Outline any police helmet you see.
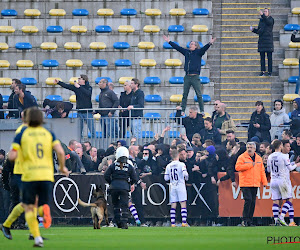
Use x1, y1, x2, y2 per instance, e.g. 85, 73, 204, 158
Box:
115, 146, 129, 163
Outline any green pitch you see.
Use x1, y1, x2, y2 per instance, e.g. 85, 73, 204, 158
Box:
0, 226, 299, 249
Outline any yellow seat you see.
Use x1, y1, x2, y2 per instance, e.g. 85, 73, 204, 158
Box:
46, 77, 62, 85
70, 26, 87, 33
165, 59, 182, 66
138, 42, 155, 49
119, 77, 134, 84
97, 9, 114, 16
170, 95, 183, 103
16, 60, 34, 67
40, 42, 57, 50
203, 112, 211, 118
118, 25, 135, 33
289, 42, 300, 48
0, 60, 10, 68
283, 58, 299, 66
49, 9, 66, 16
69, 77, 78, 84
143, 25, 160, 33
292, 8, 300, 15
21, 26, 39, 33
69, 95, 76, 103
145, 9, 161, 16
0, 26, 15, 33
139, 59, 156, 67
169, 8, 186, 16
0, 43, 9, 50
66, 59, 83, 67
64, 42, 81, 50
283, 94, 300, 102
89, 42, 106, 50
0, 78, 12, 85
192, 25, 209, 32
24, 9, 41, 17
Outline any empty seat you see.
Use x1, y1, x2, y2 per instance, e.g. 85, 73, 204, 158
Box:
169, 131, 180, 138
66, 59, 83, 67
15, 42, 32, 50
91, 59, 108, 67
289, 42, 300, 48
69, 112, 77, 118
118, 25, 135, 33
168, 25, 184, 32
142, 131, 154, 138
170, 94, 182, 103
138, 42, 155, 49
292, 8, 300, 15
21, 78, 37, 85
145, 9, 161, 16
46, 77, 62, 85
144, 76, 161, 84
119, 77, 133, 84
2, 95, 9, 103
64, 42, 81, 50
70, 26, 87, 33
21, 26, 39, 33
90, 42, 106, 50
143, 25, 160, 33
95, 25, 112, 33
169, 8, 186, 16
284, 24, 300, 31
1, 9, 17, 16
97, 9, 114, 16
95, 77, 113, 84
49, 9, 66, 16
283, 58, 299, 66
17, 60, 34, 67
169, 76, 184, 84
193, 8, 209, 15
0, 60, 10, 67
0, 26, 15, 33
165, 59, 182, 66
69, 95, 76, 103
0, 78, 12, 85
145, 95, 162, 102
95, 95, 100, 102
113, 42, 130, 49
0, 43, 9, 50
72, 9, 89, 16
88, 131, 102, 138
283, 94, 300, 102
194, 94, 211, 102
200, 76, 210, 84
42, 60, 59, 67
163, 41, 179, 49
115, 59, 132, 67
120, 8, 137, 16
144, 113, 161, 120
24, 9, 41, 17
139, 59, 156, 67
187, 41, 203, 48
69, 77, 78, 84
203, 112, 211, 118
201, 59, 206, 66
192, 25, 209, 32
288, 76, 299, 83
40, 42, 57, 50
47, 25, 63, 33
46, 95, 63, 101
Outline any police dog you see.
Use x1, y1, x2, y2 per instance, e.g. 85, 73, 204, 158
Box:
78, 186, 109, 229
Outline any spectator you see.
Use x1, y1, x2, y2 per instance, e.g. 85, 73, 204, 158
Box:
191, 133, 203, 152
0, 93, 4, 119
226, 140, 239, 157
203, 139, 215, 148
290, 98, 300, 136
43, 99, 73, 118
75, 143, 93, 172
117, 140, 127, 148
89, 147, 100, 171
97, 78, 119, 138
291, 30, 300, 94
83, 141, 92, 155
211, 100, 221, 121
119, 80, 133, 137
206, 146, 219, 185
200, 117, 221, 144
282, 129, 293, 144
108, 82, 115, 92
98, 155, 115, 173
130, 137, 137, 146
128, 78, 144, 138
291, 133, 300, 162
248, 101, 271, 142
269, 99, 289, 140
13, 84, 37, 117
175, 106, 205, 142
0, 150, 10, 223
266, 144, 275, 155
258, 142, 269, 157
216, 148, 236, 187
213, 103, 236, 142
138, 148, 160, 177
6, 79, 21, 119
221, 130, 239, 148
55, 75, 95, 138
155, 144, 171, 171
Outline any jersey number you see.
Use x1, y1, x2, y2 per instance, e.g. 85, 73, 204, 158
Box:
36, 143, 44, 159
170, 168, 178, 181
271, 160, 278, 173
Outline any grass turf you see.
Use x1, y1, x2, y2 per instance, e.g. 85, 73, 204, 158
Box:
0, 226, 299, 249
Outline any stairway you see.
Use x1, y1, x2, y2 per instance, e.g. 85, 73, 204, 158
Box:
209, 0, 290, 140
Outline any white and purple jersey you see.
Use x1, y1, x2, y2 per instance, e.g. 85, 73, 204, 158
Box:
267, 152, 295, 181
164, 160, 188, 186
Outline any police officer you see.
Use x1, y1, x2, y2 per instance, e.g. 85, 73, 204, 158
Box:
104, 147, 138, 229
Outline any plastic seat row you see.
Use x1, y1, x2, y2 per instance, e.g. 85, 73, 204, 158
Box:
283, 58, 299, 66
284, 24, 300, 31
169, 94, 211, 103
1, 8, 209, 17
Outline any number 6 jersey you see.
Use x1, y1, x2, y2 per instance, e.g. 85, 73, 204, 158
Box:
164, 160, 189, 186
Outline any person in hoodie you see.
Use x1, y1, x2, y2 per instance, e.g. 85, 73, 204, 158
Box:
269, 99, 289, 140
13, 84, 37, 118
290, 98, 300, 136
55, 75, 95, 137
6, 79, 21, 119
155, 144, 171, 171
200, 117, 221, 145
137, 148, 160, 178
162, 35, 216, 114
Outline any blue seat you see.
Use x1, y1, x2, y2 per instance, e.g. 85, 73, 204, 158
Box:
168, 131, 180, 138
145, 95, 162, 102
288, 112, 292, 119
142, 131, 154, 138
47, 26, 63, 33
115, 59, 132, 67
113, 42, 130, 49
169, 76, 184, 84
95, 77, 112, 83
1, 9, 18, 16
42, 60, 59, 67
46, 114, 52, 118
95, 25, 112, 33
288, 76, 299, 83
284, 24, 300, 31
163, 41, 179, 49
72, 9, 89, 16
168, 25, 184, 32
144, 113, 161, 120
95, 95, 99, 102
193, 8, 209, 15
20, 78, 37, 85
200, 76, 210, 84
201, 59, 206, 66
15, 42, 32, 50
120, 8, 137, 16
91, 59, 108, 67
186, 41, 203, 48
170, 112, 186, 119
88, 131, 102, 138
68, 112, 77, 118
46, 95, 63, 101
2, 95, 9, 103
144, 77, 161, 84
194, 94, 211, 102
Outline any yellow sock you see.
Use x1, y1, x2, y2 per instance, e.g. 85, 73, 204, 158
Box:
3, 203, 24, 228
25, 209, 40, 238
38, 206, 44, 217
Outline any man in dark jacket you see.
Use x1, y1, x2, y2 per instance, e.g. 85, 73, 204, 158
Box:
251, 8, 274, 77
55, 75, 95, 137
119, 80, 133, 137
200, 117, 221, 144
98, 78, 119, 138
43, 99, 73, 118
7, 79, 21, 119
290, 98, 300, 136
13, 84, 37, 117
163, 35, 216, 113
138, 148, 161, 177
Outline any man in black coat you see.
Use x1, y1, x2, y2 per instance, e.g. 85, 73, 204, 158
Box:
251, 8, 274, 77
200, 117, 221, 144
13, 84, 38, 117
6, 79, 21, 119
43, 99, 73, 118
119, 80, 133, 137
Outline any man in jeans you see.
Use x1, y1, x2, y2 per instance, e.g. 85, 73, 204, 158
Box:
162, 35, 216, 114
